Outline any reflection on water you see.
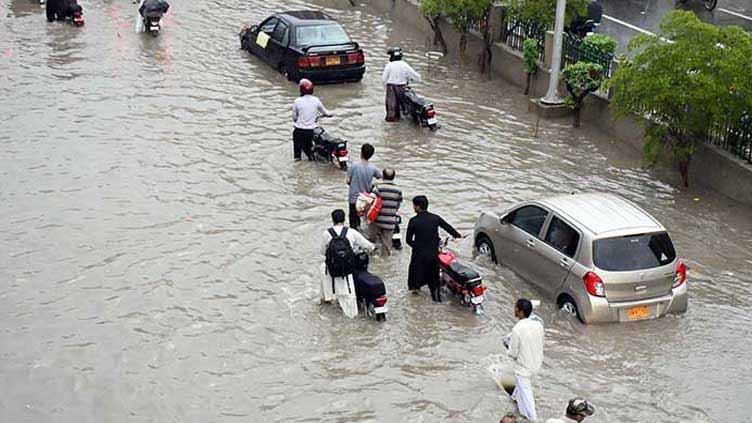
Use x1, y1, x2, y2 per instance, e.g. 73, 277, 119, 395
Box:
1, 0, 751, 422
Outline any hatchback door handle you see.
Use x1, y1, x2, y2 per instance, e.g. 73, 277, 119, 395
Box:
559, 258, 570, 268
526, 239, 535, 248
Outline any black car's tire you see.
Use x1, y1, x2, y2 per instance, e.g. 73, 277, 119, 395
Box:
280, 64, 298, 82
558, 295, 583, 322
476, 235, 497, 264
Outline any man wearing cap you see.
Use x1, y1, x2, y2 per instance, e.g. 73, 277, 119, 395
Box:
545, 398, 595, 422
506, 298, 545, 421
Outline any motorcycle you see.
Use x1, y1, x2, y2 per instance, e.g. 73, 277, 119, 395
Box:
138, 0, 169, 37
142, 12, 164, 36
70, 6, 84, 27
400, 86, 439, 131
567, 1, 602, 38
438, 238, 486, 314
677, 0, 717, 11
353, 253, 388, 321
312, 117, 349, 171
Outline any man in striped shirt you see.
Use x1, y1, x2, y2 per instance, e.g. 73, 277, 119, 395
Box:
370, 168, 402, 256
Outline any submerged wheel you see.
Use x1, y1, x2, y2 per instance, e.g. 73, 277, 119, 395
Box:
476, 236, 497, 264
558, 295, 583, 322
376, 313, 387, 322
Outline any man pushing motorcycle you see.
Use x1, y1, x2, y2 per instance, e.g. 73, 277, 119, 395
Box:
382, 47, 421, 122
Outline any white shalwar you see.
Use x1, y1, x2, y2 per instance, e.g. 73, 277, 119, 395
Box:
507, 317, 545, 421
319, 225, 374, 318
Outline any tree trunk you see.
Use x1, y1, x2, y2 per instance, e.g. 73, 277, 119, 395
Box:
459, 32, 468, 64
678, 159, 690, 188
573, 105, 582, 127
425, 16, 448, 55
524, 72, 532, 95
479, 24, 493, 76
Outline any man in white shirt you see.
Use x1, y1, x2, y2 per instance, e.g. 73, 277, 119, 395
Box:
292, 79, 331, 161
381, 47, 421, 122
319, 209, 374, 317
506, 298, 544, 421
545, 398, 595, 423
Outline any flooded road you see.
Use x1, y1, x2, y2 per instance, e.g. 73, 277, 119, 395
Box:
1, 0, 752, 421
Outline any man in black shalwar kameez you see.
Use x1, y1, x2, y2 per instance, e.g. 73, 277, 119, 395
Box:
406, 195, 462, 302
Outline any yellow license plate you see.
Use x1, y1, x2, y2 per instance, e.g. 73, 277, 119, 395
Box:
325, 56, 340, 66
627, 305, 650, 321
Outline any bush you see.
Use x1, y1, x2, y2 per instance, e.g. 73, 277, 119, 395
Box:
522, 38, 540, 95
561, 61, 605, 127
582, 33, 617, 56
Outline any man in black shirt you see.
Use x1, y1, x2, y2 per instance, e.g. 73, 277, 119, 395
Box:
406, 195, 462, 302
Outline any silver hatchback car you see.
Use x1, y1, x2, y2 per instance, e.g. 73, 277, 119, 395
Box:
474, 193, 688, 323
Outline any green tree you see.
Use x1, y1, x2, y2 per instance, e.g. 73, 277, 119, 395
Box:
522, 38, 540, 95
562, 62, 604, 128
609, 11, 752, 187
582, 33, 617, 55
421, 0, 492, 59
506, 0, 589, 28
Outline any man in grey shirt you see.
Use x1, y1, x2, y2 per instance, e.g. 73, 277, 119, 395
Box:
347, 143, 381, 230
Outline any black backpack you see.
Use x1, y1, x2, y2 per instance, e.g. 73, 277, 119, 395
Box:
325, 227, 356, 278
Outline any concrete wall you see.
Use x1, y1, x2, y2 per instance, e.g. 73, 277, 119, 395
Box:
363, 0, 752, 206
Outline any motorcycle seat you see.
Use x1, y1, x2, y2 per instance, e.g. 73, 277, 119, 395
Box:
403, 90, 427, 106
354, 271, 386, 300
446, 262, 481, 285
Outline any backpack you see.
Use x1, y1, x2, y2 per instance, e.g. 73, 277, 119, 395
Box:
325, 227, 356, 278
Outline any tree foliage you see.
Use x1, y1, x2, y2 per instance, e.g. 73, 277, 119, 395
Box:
582, 33, 617, 56
522, 38, 540, 95
421, 0, 492, 57
609, 10, 752, 186
562, 62, 604, 127
506, 0, 589, 28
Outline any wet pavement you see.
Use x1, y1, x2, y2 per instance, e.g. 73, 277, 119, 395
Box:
1, 0, 752, 422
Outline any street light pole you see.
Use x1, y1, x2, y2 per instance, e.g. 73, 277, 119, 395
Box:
541, 0, 567, 105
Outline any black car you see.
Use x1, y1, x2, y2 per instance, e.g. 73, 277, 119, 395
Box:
239, 11, 366, 83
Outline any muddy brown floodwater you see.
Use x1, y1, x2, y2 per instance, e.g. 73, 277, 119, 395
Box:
1, 0, 751, 422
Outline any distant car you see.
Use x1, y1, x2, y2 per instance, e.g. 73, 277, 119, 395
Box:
239, 10, 365, 83
473, 193, 688, 324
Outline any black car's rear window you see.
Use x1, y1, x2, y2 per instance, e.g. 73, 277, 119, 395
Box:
296, 24, 351, 46
593, 232, 676, 271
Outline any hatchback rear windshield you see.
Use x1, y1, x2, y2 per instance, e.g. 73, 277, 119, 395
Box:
593, 232, 676, 271
296, 24, 351, 46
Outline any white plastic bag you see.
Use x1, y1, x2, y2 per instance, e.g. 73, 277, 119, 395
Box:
334, 275, 358, 319
355, 192, 375, 217
488, 361, 516, 396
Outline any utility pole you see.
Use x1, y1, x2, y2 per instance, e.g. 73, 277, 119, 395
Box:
541, 0, 567, 105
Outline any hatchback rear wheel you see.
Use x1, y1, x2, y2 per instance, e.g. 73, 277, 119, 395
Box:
558, 295, 582, 322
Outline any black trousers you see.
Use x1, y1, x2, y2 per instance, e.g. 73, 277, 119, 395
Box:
408, 252, 441, 302
292, 128, 314, 160
348, 202, 361, 230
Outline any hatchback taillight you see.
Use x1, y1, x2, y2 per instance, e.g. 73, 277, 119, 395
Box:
297, 57, 310, 68
583, 272, 605, 297
374, 296, 387, 307
673, 261, 687, 288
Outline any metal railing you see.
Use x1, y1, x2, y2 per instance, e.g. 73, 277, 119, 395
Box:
561, 33, 615, 77
501, 18, 547, 61
708, 114, 752, 163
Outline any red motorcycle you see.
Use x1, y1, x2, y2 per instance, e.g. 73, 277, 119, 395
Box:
438, 238, 486, 314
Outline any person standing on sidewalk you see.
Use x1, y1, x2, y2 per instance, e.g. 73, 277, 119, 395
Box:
506, 298, 545, 421
382, 47, 421, 122
406, 195, 461, 302
347, 143, 381, 230
292, 79, 331, 161
370, 168, 402, 256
